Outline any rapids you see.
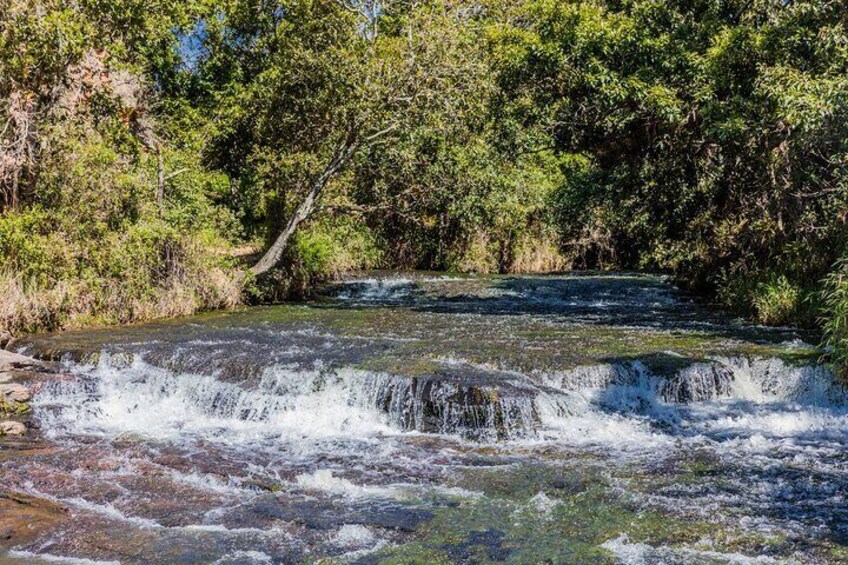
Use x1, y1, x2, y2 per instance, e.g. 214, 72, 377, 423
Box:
2, 273, 847, 563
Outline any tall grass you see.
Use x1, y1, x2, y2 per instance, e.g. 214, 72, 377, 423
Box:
822, 261, 848, 377
0, 230, 244, 339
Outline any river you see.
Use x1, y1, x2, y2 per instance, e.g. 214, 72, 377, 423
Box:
2, 272, 847, 563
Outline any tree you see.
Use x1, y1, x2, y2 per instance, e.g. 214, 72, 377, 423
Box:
491, 0, 848, 319
0, 0, 202, 211
200, 0, 490, 276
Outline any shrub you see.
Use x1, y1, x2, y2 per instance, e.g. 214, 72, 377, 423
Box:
751, 275, 804, 327
294, 218, 381, 280
0, 208, 72, 284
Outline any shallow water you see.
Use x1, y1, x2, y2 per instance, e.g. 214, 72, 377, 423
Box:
3, 273, 847, 563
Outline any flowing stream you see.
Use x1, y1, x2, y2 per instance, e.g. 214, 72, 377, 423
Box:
3, 273, 848, 563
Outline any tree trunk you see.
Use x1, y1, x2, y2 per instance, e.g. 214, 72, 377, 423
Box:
10, 173, 18, 211
156, 149, 165, 217
249, 140, 358, 276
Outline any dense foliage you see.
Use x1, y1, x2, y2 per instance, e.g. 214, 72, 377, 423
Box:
492, 0, 848, 327
0, 0, 241, 335
1, 0, 847, 366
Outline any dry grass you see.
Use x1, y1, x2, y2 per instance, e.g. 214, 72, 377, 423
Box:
448, 232, 499, 274
0, 273, 74, 335
509, 234, 567, 274
448, 231, 566, 275
0, 265, 244, 339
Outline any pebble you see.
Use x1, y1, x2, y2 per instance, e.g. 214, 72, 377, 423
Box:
0, 420, 26, 436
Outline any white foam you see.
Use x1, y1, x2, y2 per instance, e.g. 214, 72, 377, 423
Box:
331, 524, 375, 547
529, 492, 559, 515
335, 278, 415, 301
212, 550, 273, 564
295, 470, 399, 499
5, 551, 120, 565
600, 534, 778, 564
34, 357, 396, 445
182, 524, 277, 535
63, 497, 163, 529
34, 351, 848, 465
167, 470, 242, 495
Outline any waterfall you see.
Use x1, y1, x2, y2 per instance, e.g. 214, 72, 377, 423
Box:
32, 352, 845, 446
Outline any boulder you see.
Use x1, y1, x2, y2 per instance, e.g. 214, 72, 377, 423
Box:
0, 420, 26, 436
659, 362, 735, 403
0, 349, 48, 373
0, 383, 30, 403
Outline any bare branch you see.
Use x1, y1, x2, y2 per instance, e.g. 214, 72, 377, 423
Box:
164, 168, 190, 181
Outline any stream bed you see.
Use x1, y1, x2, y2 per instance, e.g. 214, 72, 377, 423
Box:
2, 272, 848, 563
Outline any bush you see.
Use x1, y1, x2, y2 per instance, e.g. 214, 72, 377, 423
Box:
751, 275, 804, 327
0, 208, 72, 284
294, 218, 381, 280
715, 270, 813, 327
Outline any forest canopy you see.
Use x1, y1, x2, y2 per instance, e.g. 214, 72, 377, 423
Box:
1, 0, 847, 365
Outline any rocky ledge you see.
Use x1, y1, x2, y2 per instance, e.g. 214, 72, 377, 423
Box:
0, 349, 72, 552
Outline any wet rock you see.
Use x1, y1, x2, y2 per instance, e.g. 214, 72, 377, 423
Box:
0, 350, 66, 404
0, 421, 26, 436
377, 364, 543, 440
0, 349, 49, 373
0, 491, 68, 545
248, 496, 434, 533
660, 362, 735, 403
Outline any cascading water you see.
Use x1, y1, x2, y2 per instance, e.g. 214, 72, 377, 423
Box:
3, 273, 848, 564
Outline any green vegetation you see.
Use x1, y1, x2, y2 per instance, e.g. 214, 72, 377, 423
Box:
1, 1, 847, 366
0, 0, 241, 333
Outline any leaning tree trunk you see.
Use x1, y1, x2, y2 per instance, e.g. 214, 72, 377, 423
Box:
249, 139, 359, 276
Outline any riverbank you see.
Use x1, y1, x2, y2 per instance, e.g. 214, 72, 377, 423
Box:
0, 254, 245, 342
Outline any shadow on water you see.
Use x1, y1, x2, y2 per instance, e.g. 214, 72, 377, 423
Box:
17, 272, 816, 363
320, 272, 813, 345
